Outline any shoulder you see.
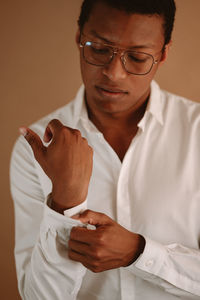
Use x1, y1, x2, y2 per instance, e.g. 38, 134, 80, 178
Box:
160, 88, 200, 126
30, 101, 75, 139
29, 85, 85, 139
10, 86, 84, 187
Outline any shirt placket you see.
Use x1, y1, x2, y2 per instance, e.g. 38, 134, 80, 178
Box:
117, 131, 143, 300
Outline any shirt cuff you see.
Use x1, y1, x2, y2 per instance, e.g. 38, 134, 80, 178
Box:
45, 194, 95, 232
64, 200, 87, 218
128, 236, 166, 275
46, 193, 88, 219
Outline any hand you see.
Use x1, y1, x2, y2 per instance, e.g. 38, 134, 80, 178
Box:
68, 210, 145, 272
20, 119, 93, 211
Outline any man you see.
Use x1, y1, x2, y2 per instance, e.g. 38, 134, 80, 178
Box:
10, 0, 200, 299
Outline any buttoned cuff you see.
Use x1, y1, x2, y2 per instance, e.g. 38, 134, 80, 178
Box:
127, 237, 166, 276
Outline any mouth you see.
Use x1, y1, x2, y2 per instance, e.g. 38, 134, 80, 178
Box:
95, 85, 128, 98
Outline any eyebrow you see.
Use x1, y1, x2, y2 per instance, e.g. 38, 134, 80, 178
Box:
89, 30, 154, 50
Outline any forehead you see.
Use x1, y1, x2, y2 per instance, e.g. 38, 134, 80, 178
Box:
83, 1, 165, 49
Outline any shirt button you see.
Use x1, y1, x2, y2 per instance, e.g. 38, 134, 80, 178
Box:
145, 259, 154, 267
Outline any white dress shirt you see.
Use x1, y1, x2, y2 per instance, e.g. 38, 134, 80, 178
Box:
10, 81, 200, 300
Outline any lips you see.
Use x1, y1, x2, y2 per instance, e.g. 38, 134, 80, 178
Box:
95, 85, 128, 97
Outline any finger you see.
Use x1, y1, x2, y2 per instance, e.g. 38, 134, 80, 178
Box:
68, 239, 92, 255
68, 248, 90, 266
70, 226, 96, 243
45, 119, 64, 140
68, 248, 98, 271
43, 125, 53, 143
68, 249, 109, 273
72, 209, 110, 226
19, 127, 46, 164
68, 249, 84, 262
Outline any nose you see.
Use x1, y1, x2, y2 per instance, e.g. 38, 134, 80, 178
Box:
102, 54, 128, 81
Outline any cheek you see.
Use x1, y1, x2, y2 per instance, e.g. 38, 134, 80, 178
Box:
136, 66, 158, 88
126, 73, 155, 102
80, 59, 100, 86
128, 75, 152, 92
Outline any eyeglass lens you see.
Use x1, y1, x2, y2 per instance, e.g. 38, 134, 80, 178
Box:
83, 41, 154, 75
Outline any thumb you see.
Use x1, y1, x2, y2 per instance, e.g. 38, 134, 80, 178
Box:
72, 209, 111, 227
19, 127, 46, 165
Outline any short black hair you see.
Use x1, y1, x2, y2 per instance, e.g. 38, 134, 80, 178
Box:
78, 0, 176, 46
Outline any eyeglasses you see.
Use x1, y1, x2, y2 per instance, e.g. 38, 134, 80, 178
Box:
80, 37, 161, 76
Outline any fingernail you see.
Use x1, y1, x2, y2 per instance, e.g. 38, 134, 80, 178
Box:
19, 127, 28, 137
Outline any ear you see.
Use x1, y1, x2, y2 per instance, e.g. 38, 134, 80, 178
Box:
75, 29, 81, 49
158, 40, 172, 67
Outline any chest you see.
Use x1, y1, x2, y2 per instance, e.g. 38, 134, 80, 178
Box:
102, 126, 138, 161
86, 122, 200, 248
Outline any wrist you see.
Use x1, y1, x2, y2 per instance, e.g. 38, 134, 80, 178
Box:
125, 234, 146, 267
52, 184, 87, 211
48, 191, 86, 214
48, 193, 68, 214
135, 235, 146, 260
49, 196, 66, 214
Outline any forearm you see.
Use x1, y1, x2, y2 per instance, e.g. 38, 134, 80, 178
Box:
17, 205, 87, 300
11, 136, 87, 300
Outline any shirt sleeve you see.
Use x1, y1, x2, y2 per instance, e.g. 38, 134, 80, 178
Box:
64, 199, 87, 217
126, 236, 200, 299
10, 136, 87, 300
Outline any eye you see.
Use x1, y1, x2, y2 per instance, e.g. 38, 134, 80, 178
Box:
127, 52, 149, 63
88, 42, 110, 55
92, 47, 109, 55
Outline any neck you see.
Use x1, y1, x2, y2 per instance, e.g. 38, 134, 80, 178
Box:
86, 95, 149, 161
86, 96, 149, 134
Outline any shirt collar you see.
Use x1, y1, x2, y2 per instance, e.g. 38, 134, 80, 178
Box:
138, 80, 164, 131
73, 80, 164, 132
148, 80, 164, 126
73, 85, 98, 132
73, 85, 86, 122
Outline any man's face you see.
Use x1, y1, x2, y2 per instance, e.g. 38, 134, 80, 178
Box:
77, 2, 169, 116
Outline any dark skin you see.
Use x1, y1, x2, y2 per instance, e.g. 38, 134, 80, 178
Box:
78, 2, 170, 161
20, 2, 171, 272
86, 96, 148, 161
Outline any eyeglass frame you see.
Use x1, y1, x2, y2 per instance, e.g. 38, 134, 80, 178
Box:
79, 33, 164, 76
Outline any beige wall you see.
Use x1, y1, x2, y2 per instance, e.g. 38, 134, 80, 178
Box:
1, 1, 200, 298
